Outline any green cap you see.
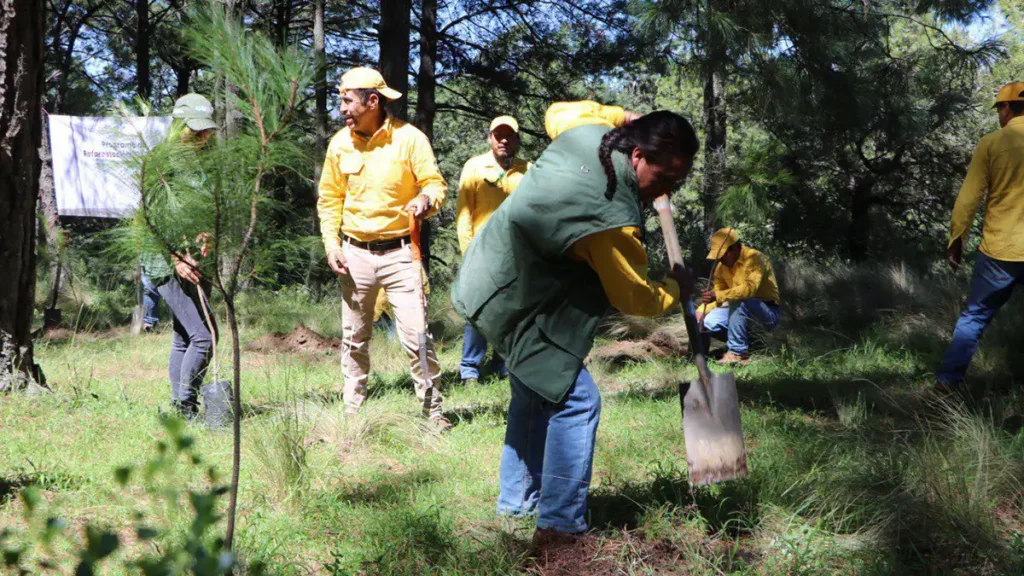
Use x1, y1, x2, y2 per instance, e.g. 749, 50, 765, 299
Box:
172, 93, 216, 132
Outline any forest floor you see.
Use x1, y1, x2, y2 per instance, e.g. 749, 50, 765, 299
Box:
3, 262, 1024, 575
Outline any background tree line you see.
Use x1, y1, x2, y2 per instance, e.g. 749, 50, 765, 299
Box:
3, 0, 1022, 387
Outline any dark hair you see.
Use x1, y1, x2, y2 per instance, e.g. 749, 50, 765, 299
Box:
351, 88, 385, 105
597, 111, 699, 200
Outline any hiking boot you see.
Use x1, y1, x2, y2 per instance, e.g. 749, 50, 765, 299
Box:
718, 352, 750, 365
428, 414, 453, 431
462, 378, 479, 386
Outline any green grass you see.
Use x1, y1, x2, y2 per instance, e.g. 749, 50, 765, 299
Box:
5, 263, 1024, 574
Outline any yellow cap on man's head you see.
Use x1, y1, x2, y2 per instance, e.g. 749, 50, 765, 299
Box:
706, 228, 739, 260
994, 82, 1024, 107
489, 115, 519, 133
339, 67, 403, 100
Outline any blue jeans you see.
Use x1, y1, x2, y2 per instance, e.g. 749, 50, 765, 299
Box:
157, 277, 217, 415
141, 273, 162, 327
497, 369, 601, 533
460, 323, 507, 380
703, 298, 781, 354
938, 253, 1024, 384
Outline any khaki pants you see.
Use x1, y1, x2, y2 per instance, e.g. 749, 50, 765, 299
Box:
339, 241, 442, 416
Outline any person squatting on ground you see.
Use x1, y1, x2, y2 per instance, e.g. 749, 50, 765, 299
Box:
937, 82, 1024, 391
452, 100, 697, 536
140, 93, 219, 419
317, 67, 450, 426
695, 228, 781, 365
455, 115, 531, 385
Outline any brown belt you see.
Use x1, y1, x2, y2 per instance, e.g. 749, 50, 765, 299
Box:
344, 235, 410, 253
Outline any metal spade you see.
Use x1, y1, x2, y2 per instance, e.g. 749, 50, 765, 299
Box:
654, 195, 749, 486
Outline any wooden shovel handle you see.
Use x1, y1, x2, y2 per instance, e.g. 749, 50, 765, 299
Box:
408, 211, 422, 262
653, 195, 713, 393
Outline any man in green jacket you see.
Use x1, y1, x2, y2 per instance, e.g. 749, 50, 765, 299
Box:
452, 101, 698, 536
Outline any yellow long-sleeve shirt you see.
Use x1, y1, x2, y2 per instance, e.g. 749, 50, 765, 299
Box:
456, 153, 530, 253
545, 100, 627, 141
545, 100, 678, 317
317, 116, 447, 251
949, 116, 1024, 261
699, 246, 780, 315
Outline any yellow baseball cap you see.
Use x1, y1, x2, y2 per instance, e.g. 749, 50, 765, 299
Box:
706, 228, 739, 260
994, 82, 1024, 107
489, 115, 519, 133
339, 67, 402, 100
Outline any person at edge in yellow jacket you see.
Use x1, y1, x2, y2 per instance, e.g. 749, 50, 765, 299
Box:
451, 100, 697, 537
317, 67, 450, 427
694, 228, 781, 365
937, 82, 1024, 392
455, 115, 531, 385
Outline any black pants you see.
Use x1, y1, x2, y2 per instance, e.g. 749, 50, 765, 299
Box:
156, 276, 217, 414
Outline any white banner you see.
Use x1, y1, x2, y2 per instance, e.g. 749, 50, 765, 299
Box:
49, 115, 173, 218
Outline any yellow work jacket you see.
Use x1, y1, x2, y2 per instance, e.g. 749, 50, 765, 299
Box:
317, 116, 447, 251
699, 246, 780, 314
456, 153, 531, 253
949, 116, 1024, 261
546, 101, 679, 317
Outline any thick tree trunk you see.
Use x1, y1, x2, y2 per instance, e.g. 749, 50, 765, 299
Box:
136, 0, 151, 100
1, 0, 47, 392
848, 175, 875, 262
701, 59, 727, 241
379, 0, 411, 120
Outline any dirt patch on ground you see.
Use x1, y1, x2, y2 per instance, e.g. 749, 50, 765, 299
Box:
527, 530, 698, 575
590, 329, 688, 365
245, 323, 340, 355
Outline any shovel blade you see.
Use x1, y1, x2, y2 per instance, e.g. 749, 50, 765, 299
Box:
681, 371, 748, 485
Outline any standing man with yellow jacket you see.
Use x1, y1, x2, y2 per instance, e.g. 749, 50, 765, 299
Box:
317, 67, 449, 426
937, 82, 1024, 391
455, 116, 531, 384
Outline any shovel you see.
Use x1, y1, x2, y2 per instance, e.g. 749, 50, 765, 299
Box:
408, 212, 437, 417
654, 195, 748, 485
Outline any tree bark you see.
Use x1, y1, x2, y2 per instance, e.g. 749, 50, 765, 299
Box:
701, 59, 727, 241
379, 0, 411, 120
415, 0, 438, 140
174, 64, 190, 97
847, 175, 875, 262
305, 0, 328, 288
1, 0, 47, 392
136, 0, 151, 100
415, 0, 438, 275
39, 112, 65, 328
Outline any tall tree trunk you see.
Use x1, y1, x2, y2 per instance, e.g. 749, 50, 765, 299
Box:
1, 0, 47, 392
415, 0, 437, 140
219, 0, 242, 138
39, 113, 65, 328
848, 175, 875, 262
136, 0, 151, 100
701, 59, 726, 241
174, 65, 190, 96
305, 0, 328, 288
415, 0, 438, 275
378, 0, 411, 120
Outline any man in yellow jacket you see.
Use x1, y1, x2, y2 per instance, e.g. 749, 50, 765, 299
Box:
455, 115, 531, 384
937, 82, 1024, 390
696, 228, 781, 365
317, 67, 449, 426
